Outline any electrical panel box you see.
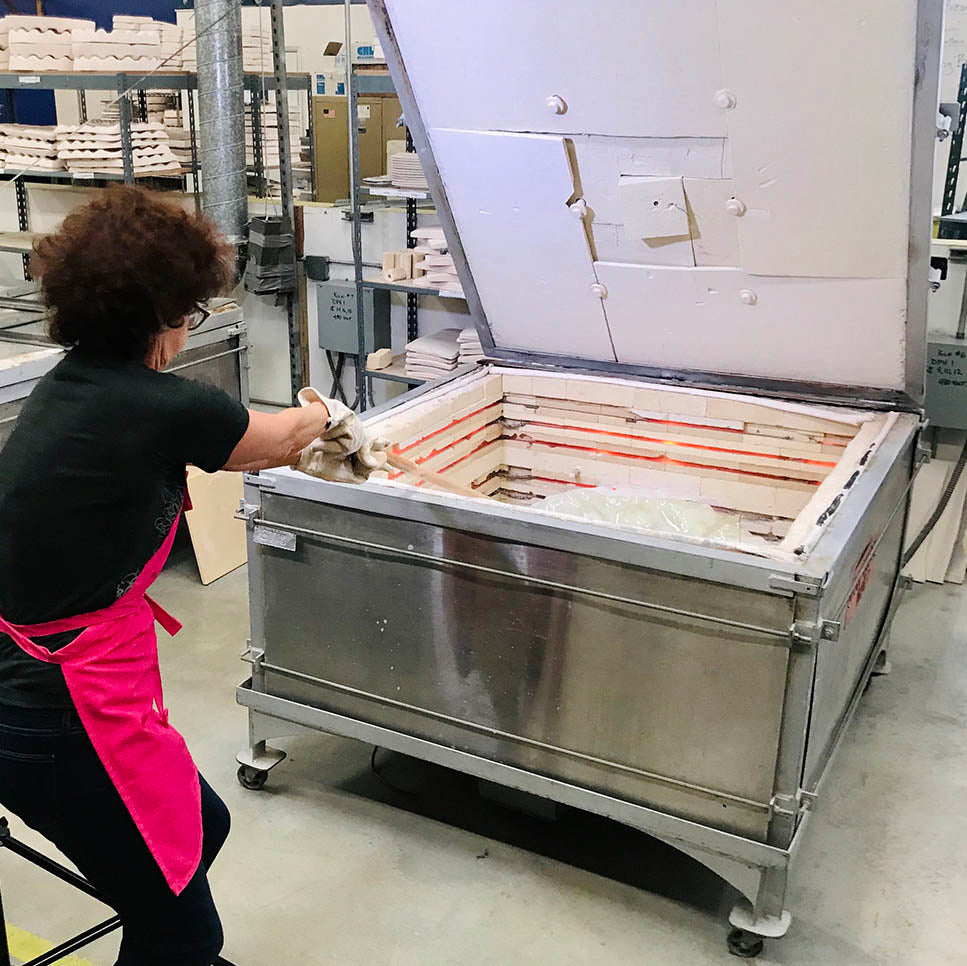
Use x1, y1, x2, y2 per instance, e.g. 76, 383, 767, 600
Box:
316, 281, 390, 355
926, 332, 967, 430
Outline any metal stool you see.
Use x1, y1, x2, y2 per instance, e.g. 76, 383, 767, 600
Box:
0, 817, 235, 966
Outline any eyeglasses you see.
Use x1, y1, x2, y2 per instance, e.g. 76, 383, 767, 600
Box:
185, 303, 211, 331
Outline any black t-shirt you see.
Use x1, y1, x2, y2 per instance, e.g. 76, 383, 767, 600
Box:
0, 349, 250, 709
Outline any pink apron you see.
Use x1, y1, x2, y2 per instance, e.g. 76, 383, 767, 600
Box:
0, 492, 202, 895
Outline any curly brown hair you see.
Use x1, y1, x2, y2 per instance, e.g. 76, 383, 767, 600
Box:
32, 185, 235, 361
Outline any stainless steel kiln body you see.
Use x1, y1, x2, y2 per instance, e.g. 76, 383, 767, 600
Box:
167, 312, 250, 406
0, 345, 59, 450
238, 392, 917, 929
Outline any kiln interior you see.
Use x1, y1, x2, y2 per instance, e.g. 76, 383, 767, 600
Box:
367, 367, 897, 559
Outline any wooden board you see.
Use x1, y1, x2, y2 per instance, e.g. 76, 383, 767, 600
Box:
903, 460, 952, 584
430, 128, 616, 362
596, 261, 906, 388
944, 492, 967, 584
925, 467, 967, 583
184, 468, 247, 585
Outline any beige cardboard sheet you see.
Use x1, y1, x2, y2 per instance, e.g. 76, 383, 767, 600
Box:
185, 468, 246, 585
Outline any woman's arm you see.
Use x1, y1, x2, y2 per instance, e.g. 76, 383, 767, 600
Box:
222, 402, 330, 472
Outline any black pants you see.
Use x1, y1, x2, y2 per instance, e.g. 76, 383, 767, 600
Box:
0, 701, 229, 965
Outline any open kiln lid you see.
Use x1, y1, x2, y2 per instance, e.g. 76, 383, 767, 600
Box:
369, 0, 940, 406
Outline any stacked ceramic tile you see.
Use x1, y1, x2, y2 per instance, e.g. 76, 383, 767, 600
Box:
113, 16, 182, 69
140, 92, 177, 122
458, 327, 484, 364
55, 121, 181, 176
158, 22, 183, 69
405, 328, 462, 380
409, 226, 447, 253
242, 27, 274, 71
180, 23, 273, 71
415, 251, 462, 294
164, 113, 193, 168
72, 26, 162, 73
181, 24, 196, 71
112, 15, 158, 32
3, 16, 94, 71
0, 124, 64, 172
389, 152, 428, 192
245, 104, 302, 190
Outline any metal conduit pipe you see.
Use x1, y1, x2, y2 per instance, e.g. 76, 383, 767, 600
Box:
195, 0, 247, 251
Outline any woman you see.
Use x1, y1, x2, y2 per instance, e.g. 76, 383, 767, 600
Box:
0, 186, 374, 964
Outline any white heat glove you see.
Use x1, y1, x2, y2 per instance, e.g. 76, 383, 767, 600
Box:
295, 388, 388, 484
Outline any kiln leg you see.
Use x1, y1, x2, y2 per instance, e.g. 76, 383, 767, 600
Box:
235, 701, 315, 789
872, 643, 893, 677
236, 740, 286, 790
727, 867, 792, 958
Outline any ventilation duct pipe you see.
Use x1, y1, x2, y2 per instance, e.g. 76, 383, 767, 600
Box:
195, 0, 247, 248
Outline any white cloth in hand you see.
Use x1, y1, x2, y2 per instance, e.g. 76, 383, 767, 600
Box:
295, 388, 388, 484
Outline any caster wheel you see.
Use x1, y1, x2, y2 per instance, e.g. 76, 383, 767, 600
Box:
237, 764, 268, 791
727, 927, 764, 959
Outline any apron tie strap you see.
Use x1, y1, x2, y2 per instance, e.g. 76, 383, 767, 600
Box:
146, 595, 182, 637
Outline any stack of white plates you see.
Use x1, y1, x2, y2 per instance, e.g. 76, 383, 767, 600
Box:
0, 125, 63, 172
390, 152, 429, 191
459, 327, 484, 364
56, 122, 181, 176
405, 328, 462, 379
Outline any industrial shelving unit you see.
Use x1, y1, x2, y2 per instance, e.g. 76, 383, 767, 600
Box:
0, 69, 312, 286
341, 7, 467, 410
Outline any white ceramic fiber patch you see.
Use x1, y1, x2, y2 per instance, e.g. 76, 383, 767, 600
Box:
429, 128, 616, 361
384, 0, 726, 138
597, 262, 906, 389
717, 0, 914, 280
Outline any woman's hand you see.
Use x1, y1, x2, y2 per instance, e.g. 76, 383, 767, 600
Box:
293, 387, 388, 484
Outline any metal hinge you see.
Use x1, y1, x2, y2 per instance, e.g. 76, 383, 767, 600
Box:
768, 574, 823, 597
240, 642, 265, 669
769, 793, 801, 819
235, 501, 259, 522
771, 790, 814, 819
790, 618, 841, 646
938, 102, 960, 140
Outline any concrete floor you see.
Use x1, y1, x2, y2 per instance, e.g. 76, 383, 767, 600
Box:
2, 546, 966, 966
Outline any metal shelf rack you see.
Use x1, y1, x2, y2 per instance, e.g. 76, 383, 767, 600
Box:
361, 275, 465, 299
363, 352, 422, 385
0, 69, 313, 286
343, 20, 467, 405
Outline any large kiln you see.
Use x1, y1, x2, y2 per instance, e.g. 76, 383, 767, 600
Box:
237, 0, 941, 955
